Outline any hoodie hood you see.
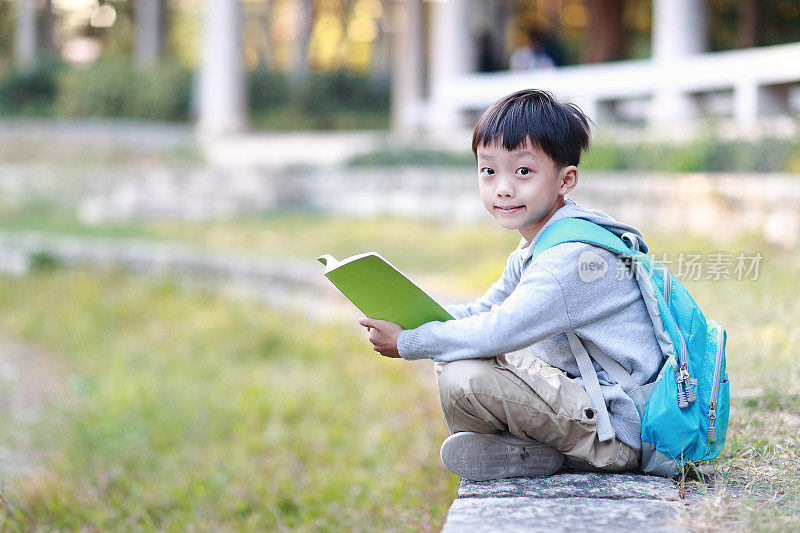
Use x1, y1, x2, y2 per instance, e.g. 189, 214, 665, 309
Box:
523, 199, 648, 256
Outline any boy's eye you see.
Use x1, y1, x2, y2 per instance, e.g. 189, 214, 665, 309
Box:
481, 167, 495, 175
517, 167, 532, 176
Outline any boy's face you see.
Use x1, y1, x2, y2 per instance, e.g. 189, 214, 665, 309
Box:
476, 139, 577, 246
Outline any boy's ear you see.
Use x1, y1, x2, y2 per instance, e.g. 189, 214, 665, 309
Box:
559, 165, 579, 194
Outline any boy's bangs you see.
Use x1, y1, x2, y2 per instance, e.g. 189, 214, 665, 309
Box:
472, 101, 539, 154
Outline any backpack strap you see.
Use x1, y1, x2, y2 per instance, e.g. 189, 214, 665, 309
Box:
582, 338, 640, 393
536, 218, 643, 443
566, 332, 616, 442
531, 218, 636, 262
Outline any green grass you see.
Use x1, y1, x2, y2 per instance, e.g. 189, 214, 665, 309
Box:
0, 269, 456, 531
0, 212, 799, 530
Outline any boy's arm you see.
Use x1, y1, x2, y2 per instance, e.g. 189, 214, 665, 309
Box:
398, 265, 571, 362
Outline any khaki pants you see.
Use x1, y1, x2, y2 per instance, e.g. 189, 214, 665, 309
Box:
437, 355, 639, 472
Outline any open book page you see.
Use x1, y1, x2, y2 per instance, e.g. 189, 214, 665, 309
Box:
317, 252, 453, 330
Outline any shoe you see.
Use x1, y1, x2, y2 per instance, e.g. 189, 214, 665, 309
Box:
440, 431, 564, 481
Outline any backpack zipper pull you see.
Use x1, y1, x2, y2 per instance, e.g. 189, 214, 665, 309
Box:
708, 401, 717, 443
676, 379, 689, 408
677, 362, 694, 407
685, 377, 698, 404
679, 361, 690, 381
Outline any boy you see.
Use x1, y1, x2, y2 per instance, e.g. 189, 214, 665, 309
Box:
358, 89, 663, 481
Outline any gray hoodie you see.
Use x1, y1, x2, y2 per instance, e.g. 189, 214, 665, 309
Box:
397, 199, 664, 451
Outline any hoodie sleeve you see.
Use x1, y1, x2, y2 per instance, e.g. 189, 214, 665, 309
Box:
398, 259, 571, 362
445, 249, 521, 319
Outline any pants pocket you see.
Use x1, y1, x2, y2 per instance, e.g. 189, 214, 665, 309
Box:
493, 354, 597, 426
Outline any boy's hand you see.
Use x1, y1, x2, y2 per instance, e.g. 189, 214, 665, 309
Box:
358, 316, 403, 358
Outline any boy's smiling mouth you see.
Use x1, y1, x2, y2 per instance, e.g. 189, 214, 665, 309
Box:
495, 205, 525, 214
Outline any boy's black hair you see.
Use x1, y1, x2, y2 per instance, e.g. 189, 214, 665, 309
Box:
472, 89, 592, 167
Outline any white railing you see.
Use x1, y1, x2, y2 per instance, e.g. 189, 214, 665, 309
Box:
434, 41, 800, 126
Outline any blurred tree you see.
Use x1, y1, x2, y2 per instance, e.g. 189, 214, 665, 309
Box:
737, 0, 759, 48
759, 0, 800, 46
0, 1, 14, 71
708, 0, 800, 51
37, 0, 54, 56
248, 0, 274, 70
581, 0, 624, 63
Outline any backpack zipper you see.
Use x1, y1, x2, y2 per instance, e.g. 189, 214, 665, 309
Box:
675, 329, 696, 408
707, 322, 726, 443
665, 264, 696, 409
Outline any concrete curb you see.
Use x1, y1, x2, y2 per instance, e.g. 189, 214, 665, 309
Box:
442, 472, 688, 532
0, 230, 340, 320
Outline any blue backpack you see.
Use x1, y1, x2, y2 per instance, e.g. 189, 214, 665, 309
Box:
532, 217, 730, 477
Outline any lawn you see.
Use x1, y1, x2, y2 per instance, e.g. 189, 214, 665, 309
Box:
0, 269, 455, 531
0, 213, 798, 531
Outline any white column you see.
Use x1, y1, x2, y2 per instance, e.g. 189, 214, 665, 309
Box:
290, 0, 313, 82
428, 0, 474, 134
390, 0, 425, 136
649, 0, 707, 125
734, 81, 758, 126
134, 0, 165, 69
197, 0, 248, 137
734, 82, 790, 127
14, 0, 38, 70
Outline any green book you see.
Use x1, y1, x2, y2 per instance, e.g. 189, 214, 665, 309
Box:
317, 252, 454, 330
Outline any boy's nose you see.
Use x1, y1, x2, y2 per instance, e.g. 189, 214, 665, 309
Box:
495, 177, 514, 197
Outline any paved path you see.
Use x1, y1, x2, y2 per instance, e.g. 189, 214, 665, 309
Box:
0, 118, 194, 149
0, 331, 64, 477
442, 472, 688, 532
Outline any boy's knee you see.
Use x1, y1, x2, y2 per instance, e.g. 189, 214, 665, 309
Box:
437, 358, 496, 407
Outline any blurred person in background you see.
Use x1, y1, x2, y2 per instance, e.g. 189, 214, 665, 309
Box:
509, 29, 561, 71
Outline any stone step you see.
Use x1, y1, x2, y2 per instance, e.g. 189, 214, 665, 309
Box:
443, 472, 687, 533
457, 472, 679, 500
